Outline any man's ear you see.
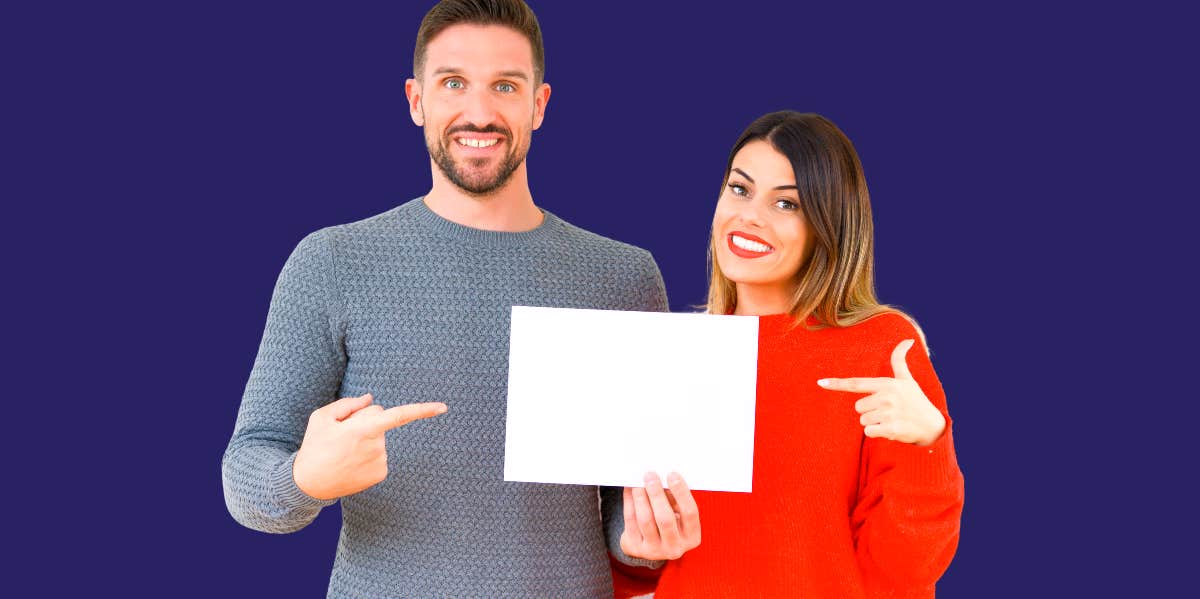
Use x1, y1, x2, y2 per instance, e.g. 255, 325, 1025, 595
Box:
404, 78, 424, 126
531, 82, 552, 131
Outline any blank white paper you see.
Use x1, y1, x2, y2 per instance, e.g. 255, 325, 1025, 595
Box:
503, 306, 758, 492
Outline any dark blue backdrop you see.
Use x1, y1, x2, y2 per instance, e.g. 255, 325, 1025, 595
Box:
7, 1, 1194, 596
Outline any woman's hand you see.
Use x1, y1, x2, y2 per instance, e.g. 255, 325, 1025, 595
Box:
621, 472, 701, 560
818, 339, 946, 446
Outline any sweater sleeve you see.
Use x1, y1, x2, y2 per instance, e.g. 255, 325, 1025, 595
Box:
850, 328, 965, 595
221, 229, 347, 533
632, 249, 669, 313
602, 249, 671, 571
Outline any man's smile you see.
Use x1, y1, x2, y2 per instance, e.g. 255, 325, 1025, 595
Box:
455, 137, 500, 148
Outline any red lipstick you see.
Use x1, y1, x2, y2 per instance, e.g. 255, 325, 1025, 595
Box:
727, 231, 774, 259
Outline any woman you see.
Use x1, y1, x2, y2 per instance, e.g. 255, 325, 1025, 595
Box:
620, 111, 964, 597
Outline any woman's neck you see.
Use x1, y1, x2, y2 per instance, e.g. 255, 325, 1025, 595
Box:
732, 283, 793, 316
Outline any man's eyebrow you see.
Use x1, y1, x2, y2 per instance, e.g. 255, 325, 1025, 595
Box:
731, 168, 798, 190
497, 70, 529, 81
429, 67, 530, 81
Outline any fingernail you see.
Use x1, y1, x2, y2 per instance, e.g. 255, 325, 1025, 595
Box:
363, 393, 374, 401
436, 404, 448, 414
667, 472, 682, 485
817, 379, 830, 387
643, 472, 659, 486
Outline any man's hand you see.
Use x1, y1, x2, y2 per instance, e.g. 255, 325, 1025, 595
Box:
818, 339, 946, 446
621, 472, 701, 561
292, 393, 447, 500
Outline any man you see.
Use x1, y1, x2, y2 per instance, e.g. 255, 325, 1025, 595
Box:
222, 1, 672, 596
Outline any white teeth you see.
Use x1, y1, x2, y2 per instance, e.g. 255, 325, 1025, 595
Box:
456, 138, 499, 148
732, 235, 772, 253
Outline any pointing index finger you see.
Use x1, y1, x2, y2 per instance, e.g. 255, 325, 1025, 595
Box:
817, 377, 891, 394
364, 402, 448, 435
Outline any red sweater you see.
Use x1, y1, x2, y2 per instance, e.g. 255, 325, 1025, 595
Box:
652, 312, 964, 598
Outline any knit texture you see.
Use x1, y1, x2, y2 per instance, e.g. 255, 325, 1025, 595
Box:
653, 312, 964, 598
222, 197, 668, 598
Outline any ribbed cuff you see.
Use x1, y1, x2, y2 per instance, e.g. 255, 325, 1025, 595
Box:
887, 420, 961, 487
271, 453, 338, 512
613, 551, 666, 570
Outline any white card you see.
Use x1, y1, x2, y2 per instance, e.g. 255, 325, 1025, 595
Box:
503, 306, 758, 492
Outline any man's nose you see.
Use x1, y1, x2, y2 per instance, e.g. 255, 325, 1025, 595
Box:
461, 88, 498, 127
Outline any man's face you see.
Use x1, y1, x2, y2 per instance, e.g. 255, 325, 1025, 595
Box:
406, 24, 550, 196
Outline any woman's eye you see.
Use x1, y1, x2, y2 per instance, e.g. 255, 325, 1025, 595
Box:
728, 183, 748, 196
495, 82, 516, 93
775, 199, 799, 211
444, 79, 464, 90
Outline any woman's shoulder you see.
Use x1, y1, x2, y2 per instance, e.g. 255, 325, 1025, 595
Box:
827, 310, 927, 353
853, 310, 921, 337
764, 310, 924, 348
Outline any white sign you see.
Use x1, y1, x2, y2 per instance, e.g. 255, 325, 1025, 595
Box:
504, 306, 758, 492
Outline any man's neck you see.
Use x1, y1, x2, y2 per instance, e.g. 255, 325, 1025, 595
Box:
423, 161, 544, 232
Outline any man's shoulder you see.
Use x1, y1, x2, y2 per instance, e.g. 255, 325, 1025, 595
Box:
279, 201, 418, 276
320, 200, 415, 240
549, 213, 654, 263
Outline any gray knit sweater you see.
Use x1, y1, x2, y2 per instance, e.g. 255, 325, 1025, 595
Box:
222, 198, 668, 598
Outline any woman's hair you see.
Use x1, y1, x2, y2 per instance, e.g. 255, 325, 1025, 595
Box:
707, 111, 915, 333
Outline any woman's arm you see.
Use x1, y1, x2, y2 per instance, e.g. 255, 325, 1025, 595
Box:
847, 335, 964, 592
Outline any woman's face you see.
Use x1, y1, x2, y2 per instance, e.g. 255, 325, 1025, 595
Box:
712, 140, 812, 305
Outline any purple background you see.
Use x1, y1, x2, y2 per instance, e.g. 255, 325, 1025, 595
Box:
7, 1, 1193, 596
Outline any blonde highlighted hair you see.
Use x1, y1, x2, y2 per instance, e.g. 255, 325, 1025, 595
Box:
707, 112, 925, 343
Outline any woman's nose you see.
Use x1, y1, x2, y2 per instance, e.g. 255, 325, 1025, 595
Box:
736, 201, 767, 228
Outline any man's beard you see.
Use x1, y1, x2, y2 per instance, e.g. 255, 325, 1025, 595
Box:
429, 124, 527, 196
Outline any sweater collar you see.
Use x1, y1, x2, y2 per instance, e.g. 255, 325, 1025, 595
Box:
404, 196, 562, 248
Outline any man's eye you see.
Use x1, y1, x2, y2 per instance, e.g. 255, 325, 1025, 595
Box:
444, 79, 464, 90
495, 82, 516, 93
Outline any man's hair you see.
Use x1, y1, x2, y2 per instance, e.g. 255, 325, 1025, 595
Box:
414, 0, 545, 83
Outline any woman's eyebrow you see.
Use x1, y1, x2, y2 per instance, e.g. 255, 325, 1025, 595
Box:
732, 167, 797, 190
